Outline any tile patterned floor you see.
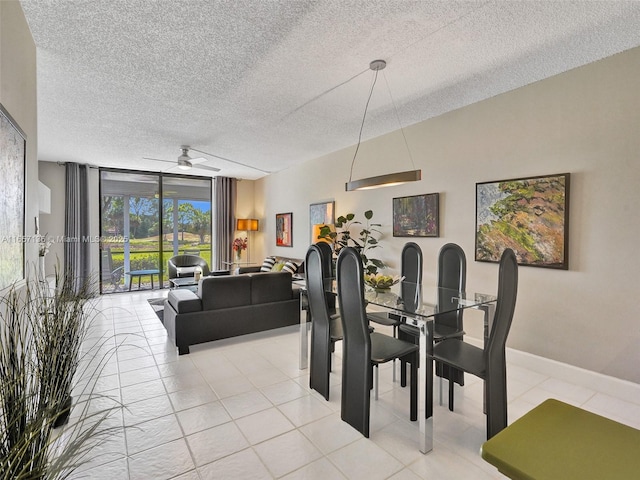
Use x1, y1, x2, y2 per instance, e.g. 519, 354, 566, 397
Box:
63, 290, 640, 479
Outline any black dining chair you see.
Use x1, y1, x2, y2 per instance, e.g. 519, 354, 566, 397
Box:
430, 248, 518, 439
315, 241, 337, 314
399, 242, 467, 410
336, 247, 418, 438
306, 244, 343, 400
367, 242, 422, 338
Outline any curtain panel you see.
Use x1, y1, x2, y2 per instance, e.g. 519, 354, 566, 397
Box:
213, 177, 236, 271
64, 162, 91, 290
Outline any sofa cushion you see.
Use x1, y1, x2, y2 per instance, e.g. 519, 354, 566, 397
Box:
199, 275, 251, 310
282, 260, 299, 275
250, 272, 293, 304
168, 289, 202, 314
260, 256, 277, 272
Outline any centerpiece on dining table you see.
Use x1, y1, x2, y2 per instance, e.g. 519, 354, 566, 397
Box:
364, 273, 404, 293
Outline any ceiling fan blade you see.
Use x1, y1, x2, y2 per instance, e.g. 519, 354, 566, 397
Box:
143, 157, 174, 164
189, 147, 271, 174
193, 164, 221, 173
188, 156, 208, 164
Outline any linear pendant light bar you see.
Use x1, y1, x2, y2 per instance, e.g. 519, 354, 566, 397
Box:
346, 59, 422, 192
346, 169, 421, 191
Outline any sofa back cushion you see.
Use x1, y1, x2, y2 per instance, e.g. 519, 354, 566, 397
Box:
250, 272, 293, 304
199, 275, 251, 310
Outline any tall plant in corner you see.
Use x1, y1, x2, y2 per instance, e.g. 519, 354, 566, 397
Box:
0, 266, 118, 479
319, 210, 386, 274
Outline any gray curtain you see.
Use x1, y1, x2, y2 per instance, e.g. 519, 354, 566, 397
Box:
64, 162, 90, 290
213, 177, 237, 271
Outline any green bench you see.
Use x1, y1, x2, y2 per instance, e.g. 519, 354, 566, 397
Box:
481, 398, 640, 479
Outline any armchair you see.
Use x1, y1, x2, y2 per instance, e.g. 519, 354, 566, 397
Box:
167, 254, 210, 280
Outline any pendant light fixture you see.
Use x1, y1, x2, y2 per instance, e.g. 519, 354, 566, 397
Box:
346, 59, 421, 192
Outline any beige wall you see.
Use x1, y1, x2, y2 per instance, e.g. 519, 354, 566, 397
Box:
255, 47, 640, 384
0, 1, 38, 279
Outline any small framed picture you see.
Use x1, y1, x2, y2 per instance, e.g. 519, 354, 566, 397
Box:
309, 201, 335, 243
393, 193, 439, 237
276, 212, 293, 247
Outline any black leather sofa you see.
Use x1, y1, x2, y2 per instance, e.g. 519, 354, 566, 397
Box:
163, 271, 300, 354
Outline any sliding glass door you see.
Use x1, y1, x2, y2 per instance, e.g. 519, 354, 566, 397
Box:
99, 169, 212, 293
162, 176, 212, 266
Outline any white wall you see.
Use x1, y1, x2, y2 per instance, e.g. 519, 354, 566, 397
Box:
255, 47, 640, 384
37, 162, 65, 272
0, 1, 38, 280
37, 162, 100, 277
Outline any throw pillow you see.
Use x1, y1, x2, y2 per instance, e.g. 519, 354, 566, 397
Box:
282, 260, 299, 275
271, 261, 285, 272
260, 256, 277, 272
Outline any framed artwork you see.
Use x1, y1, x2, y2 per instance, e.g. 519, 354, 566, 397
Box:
0, 103, 26, 289
309, 201, 335, 243
393, 193, 439, 237
276, 212, 293, 247
476, 173, 570, 269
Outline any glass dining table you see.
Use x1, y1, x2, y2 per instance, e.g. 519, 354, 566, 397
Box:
296, 277, 497, 453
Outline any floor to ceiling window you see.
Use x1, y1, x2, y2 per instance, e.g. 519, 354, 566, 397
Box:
99, 169, 212, 293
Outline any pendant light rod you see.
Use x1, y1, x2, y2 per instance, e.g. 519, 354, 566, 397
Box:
346, 59, 421, 192
347, 61, 385, 185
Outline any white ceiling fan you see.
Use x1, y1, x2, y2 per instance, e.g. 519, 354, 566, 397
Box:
144, 145, 271, 175
143, 145, 221, 173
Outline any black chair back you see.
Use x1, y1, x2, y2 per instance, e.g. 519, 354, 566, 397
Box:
315, 241, 336, 311
485, 248, 518, 436
336, 246, 372, 437
486, 248, 518, 364
400, 242, 422, 313
436, 243, 467, 330
306, 245, 333, 400
314, 242, 334, 278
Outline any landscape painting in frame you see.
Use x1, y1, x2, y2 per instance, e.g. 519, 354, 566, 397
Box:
309, 201, 335, 243
276, 212, 293, 247
476, 173, 570, 269
0, 103, 26, 289
393, 193, 439, 237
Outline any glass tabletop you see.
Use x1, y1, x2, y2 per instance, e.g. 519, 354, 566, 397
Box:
364, 281, 496, 319
304, 277, 497, 319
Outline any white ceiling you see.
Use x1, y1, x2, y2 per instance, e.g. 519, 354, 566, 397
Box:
20, 0, 640, 180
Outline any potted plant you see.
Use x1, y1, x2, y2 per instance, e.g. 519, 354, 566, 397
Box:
0, 265, 119, 479
318, 210, 386, 274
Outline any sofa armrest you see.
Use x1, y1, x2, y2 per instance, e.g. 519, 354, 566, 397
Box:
167, 289, 202, 314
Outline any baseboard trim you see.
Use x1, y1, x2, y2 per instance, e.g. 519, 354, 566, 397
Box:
465, 336, 640, 404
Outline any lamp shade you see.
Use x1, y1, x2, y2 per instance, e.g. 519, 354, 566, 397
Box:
237, 218, 259, 231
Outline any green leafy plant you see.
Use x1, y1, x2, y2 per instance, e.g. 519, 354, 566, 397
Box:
319, 210, 386, 274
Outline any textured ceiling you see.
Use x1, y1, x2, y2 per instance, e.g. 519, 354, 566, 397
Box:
20, 0, 640, 180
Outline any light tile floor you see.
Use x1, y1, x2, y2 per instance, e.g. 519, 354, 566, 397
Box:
63, 290, 640, 479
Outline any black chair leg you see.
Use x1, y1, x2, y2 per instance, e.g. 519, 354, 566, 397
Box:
400, 359, 407, 387
449, 378, 454, 412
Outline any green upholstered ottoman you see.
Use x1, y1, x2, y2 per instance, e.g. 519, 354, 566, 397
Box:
481, 398, 640, 480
